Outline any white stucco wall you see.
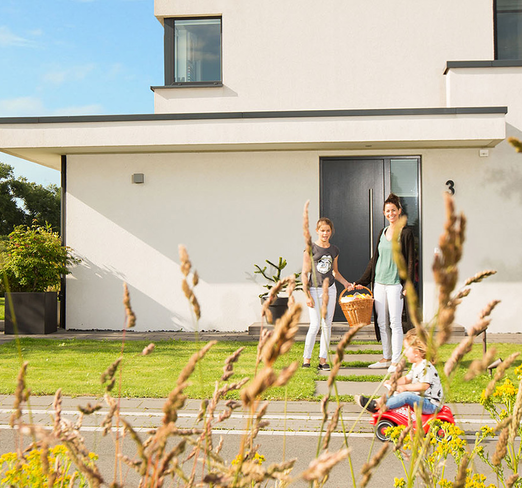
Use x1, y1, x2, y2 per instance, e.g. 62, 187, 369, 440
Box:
64, 140, 522, 334
66, 151, 319, 331
154, 0, 493, 114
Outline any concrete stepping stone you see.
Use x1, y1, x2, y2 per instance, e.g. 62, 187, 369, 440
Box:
315, 381, 387, 397
318, 367, 386, 378
342, 354, 388, 365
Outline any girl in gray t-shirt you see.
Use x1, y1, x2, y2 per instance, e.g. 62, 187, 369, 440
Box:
302, 218, 350, 371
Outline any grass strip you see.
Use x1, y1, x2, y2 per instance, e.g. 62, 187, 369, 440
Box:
0, 339, 519, 402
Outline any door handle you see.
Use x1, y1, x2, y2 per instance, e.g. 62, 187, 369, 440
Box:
369, 188, 373, 258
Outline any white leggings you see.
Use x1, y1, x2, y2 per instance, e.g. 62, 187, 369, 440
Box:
303, 284, 337, 360
374, 282, 404, 364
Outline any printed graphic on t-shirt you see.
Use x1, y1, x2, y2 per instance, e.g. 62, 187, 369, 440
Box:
317, 255, 333, 274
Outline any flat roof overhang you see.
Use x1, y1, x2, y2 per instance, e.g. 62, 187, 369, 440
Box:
0, 107, 507, 171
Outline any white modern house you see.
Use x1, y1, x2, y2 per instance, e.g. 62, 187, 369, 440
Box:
1, 0, 521, 333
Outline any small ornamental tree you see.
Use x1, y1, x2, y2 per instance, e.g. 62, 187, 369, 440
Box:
1, 222, 79, 292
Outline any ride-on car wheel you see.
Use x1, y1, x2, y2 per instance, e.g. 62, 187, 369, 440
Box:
375, 419, 396, 442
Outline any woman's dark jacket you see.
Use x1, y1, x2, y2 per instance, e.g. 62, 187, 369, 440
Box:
355, 226, 416, 338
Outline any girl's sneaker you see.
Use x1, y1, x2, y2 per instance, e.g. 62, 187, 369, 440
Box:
318, 363, 331, 371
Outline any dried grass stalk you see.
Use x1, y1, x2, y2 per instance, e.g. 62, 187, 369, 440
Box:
453, 454, 469, 488
492, 426, 509, 466
301, 448, 351, 482
393, 424, 412, 453
443, 320, 490, 377
179, 244, 201, 320
261, 303, 301, 367
222, 346, 245, 381
303, 200, 312, 254
123, 283, 136, 328
464, 348, 497, 381
10, 361, 29, 427
387, 359, 406, 397
100, 357, 122, 393
484, 352, 521, 399
479, 299, 501, 320
141, 343, 155, 356
506, 474, 520, 488
322, 404, 341, 451
163, 341, 216, 424
360, 442, 389, 487
433, 193, 466, 347
321, 278, 330, 320
464, 270, 497, 287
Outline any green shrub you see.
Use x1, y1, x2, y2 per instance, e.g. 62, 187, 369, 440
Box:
0, 222, 78, 292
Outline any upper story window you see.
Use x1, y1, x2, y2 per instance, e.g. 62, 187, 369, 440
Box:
164, 17, 222, 85
495, 0, 522, 59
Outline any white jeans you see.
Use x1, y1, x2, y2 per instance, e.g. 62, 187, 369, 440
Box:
373, 282, 404, 364
303, 284, 337, 360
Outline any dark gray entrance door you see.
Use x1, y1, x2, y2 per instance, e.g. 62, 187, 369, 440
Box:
320, 157, 421, 322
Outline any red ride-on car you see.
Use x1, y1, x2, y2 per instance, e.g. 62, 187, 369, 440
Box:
370, 404, 455, 442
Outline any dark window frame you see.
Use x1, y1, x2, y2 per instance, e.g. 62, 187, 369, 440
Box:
164, 17, 222, 86
494, 0, 522, 60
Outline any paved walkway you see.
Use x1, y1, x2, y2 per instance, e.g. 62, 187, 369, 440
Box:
1, 327, 519, 435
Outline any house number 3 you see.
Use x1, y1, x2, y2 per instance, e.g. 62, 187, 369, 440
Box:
446, 180, 455, 195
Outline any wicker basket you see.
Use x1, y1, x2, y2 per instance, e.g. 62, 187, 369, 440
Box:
338, 286, 374, 326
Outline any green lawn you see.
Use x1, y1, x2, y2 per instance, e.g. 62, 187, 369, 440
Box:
0, 338, 519, 403
0, 297, 4, 320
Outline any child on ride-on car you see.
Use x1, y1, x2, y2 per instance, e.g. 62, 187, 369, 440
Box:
355, 329, 443, 414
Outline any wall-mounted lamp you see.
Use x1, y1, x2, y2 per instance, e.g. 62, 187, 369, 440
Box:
132, 173, 144, 184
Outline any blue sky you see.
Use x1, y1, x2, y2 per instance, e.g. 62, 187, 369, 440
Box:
0, 0, 163, 186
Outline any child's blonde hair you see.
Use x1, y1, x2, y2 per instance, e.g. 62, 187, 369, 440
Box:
404, 329, 426, 358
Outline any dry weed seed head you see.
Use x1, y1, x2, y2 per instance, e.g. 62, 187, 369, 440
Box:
322, 404, 341, 451
303, 200, 312, 254
464, 270, 497, 286
100, 357, 122, 392
464, 348, 497, 381
141, 343, 155, 356
222, 346, 245, 381
261, 303, 301, 367
444, 320, 490, 377
453, 454, 469, 488
387, 359, 406, 396
123, 283, 136, 328
433, 194, 466, 347
360, 442, 389, 487
484, 351, 521, 399
10, 360, 29, 427
506, 474, 520, 488
301, 448, 351, 482
479, 299, 501, 320
492, 426, 509, 466
321, 277, 330, 320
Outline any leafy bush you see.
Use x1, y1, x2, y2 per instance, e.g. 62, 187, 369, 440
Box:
0, 222, 79, 292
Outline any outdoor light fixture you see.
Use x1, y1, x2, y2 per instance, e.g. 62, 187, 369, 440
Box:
132, 173, 144, 184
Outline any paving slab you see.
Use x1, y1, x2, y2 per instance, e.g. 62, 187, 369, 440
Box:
315, 381, 388, 397
342, 354, 389, 365
318, 367, 386, 378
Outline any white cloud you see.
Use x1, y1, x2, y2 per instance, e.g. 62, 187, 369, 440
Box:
0, 26, 37, 48
0, 98, 103, 117
42, 63, 97, 85
53, 104, 104, 116
0, 97, 45, 116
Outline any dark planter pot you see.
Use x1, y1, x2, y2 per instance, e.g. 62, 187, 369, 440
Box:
5, 292, 58, 335
261, 295, 289, 324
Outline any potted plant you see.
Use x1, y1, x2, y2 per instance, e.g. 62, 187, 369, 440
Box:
1, 222, 79, 334
254, 257, 302, 324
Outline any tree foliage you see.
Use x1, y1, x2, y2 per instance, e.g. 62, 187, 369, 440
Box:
0, 162, 60, 237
